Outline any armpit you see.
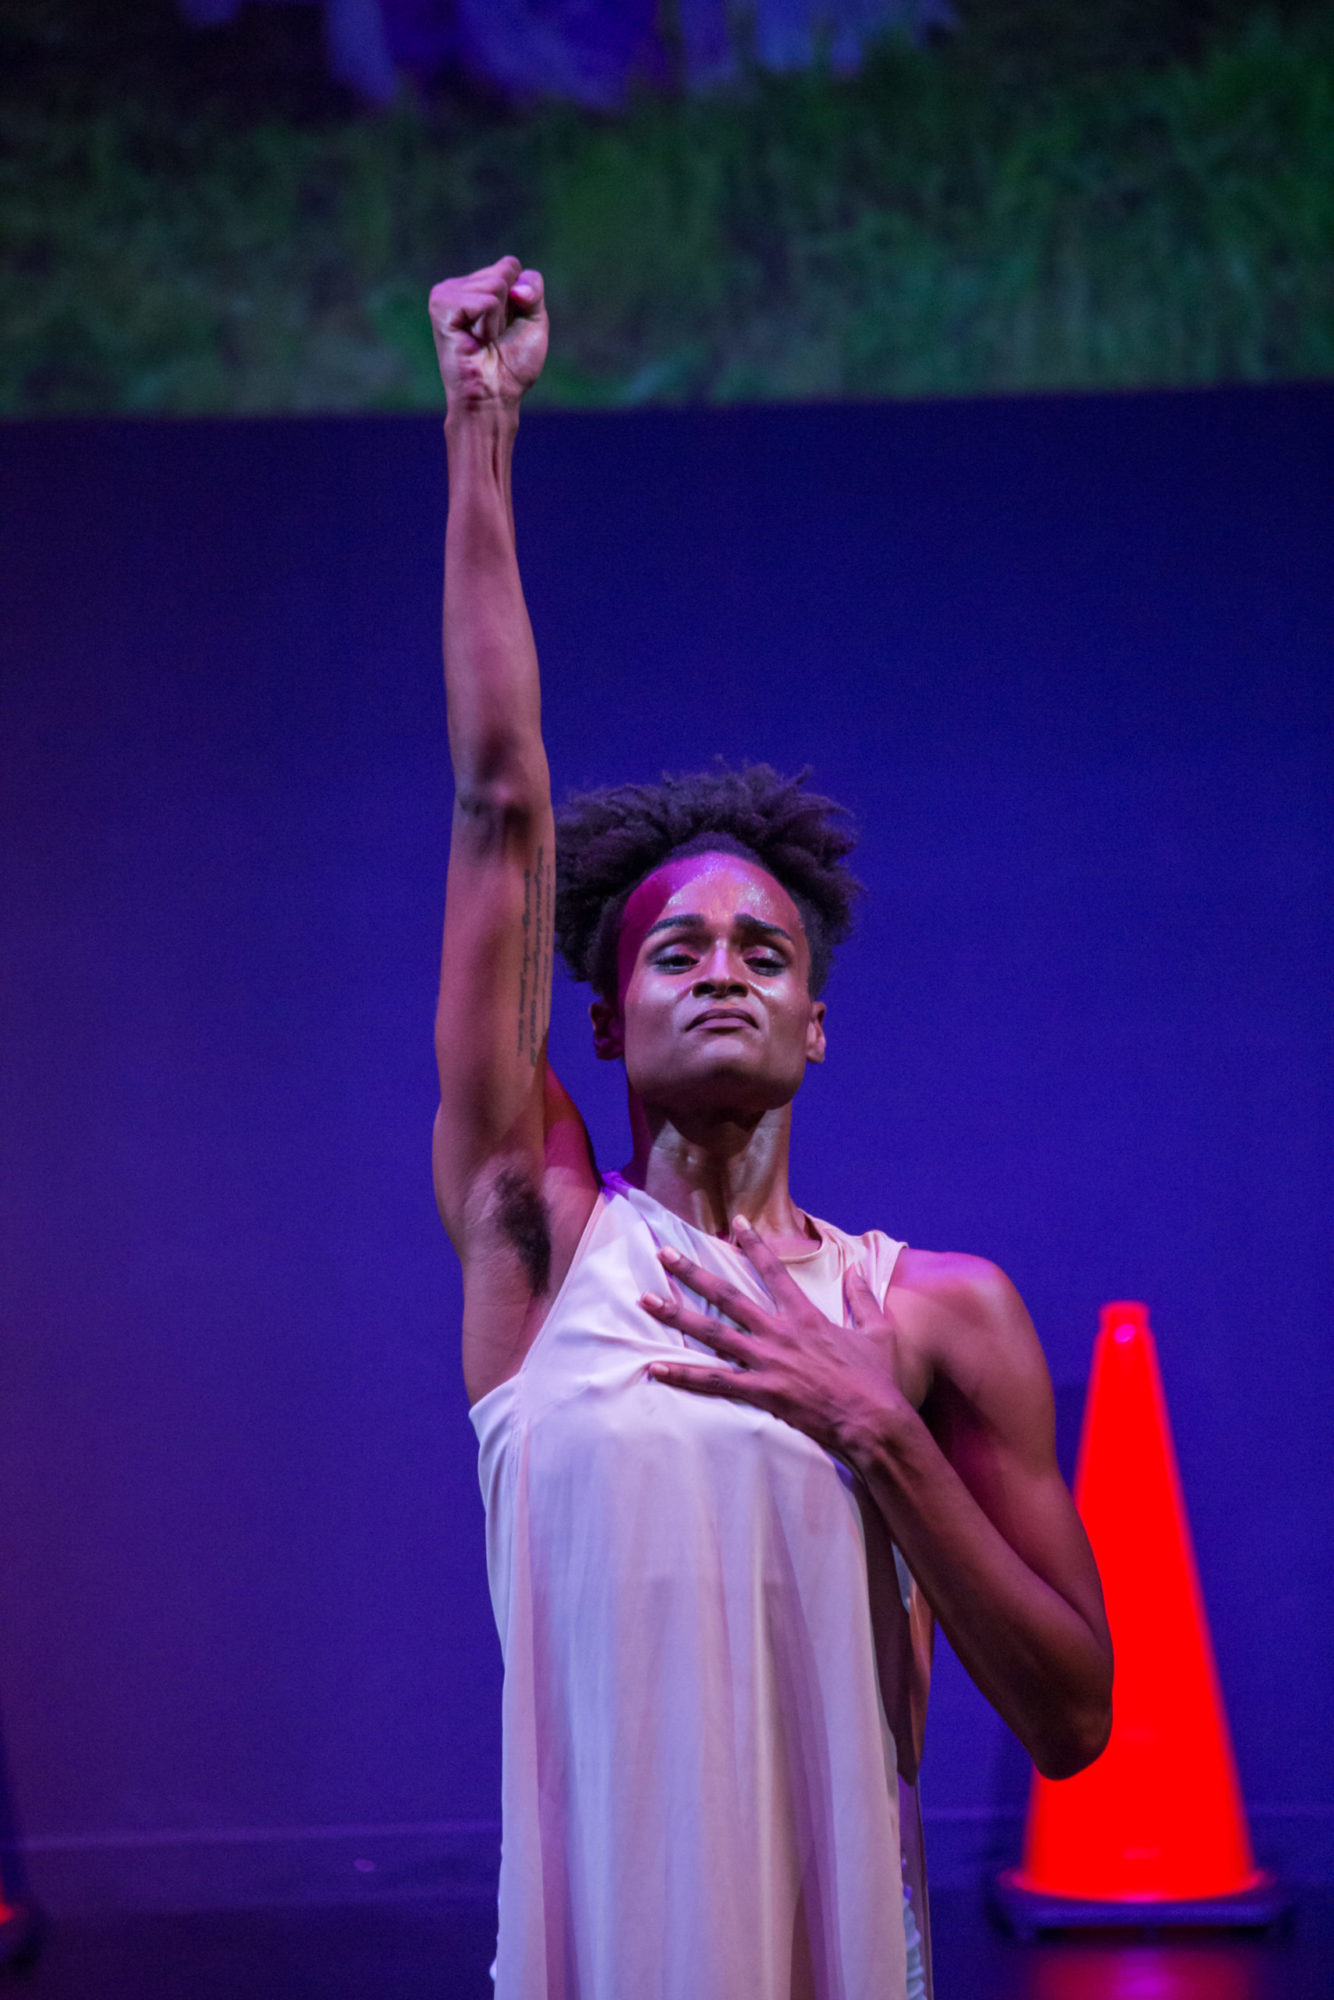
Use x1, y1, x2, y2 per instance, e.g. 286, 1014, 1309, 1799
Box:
492, 1166, 553, 1297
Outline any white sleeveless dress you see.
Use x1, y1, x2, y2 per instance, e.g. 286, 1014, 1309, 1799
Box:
471, 1172, 931, 2000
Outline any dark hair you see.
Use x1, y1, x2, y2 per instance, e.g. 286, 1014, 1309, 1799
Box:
554, 762, 861, 999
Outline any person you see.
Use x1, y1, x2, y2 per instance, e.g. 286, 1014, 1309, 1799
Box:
428, 255, 1113, 2000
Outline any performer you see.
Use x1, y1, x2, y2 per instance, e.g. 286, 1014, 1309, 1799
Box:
428, 256, 1112, 2000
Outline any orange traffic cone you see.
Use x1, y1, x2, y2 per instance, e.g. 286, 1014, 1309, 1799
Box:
994, 1302, 1287, 1934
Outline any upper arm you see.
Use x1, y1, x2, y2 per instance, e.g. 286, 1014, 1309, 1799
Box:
906, 1253, 1110, 1644
432, 767, 559, 1235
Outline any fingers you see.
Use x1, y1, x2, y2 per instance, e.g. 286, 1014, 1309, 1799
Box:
655, 1244, 767, 1332
843, 1266, 883, 1329
732, 1215, 807, 1308
648, 1358, 746, 1400
450, 292, 501, 339
430, 256, 526, 344
473, 281, 510, 347
510, 267, 545, 315
429, 258, 515, 310
472, 253, 521, 289
428, 286, 498, 350
647, 1358, 806, 1445
640, 1290, 753, 1360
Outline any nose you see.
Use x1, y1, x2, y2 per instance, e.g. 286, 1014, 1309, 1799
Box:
690, 942, 748, 996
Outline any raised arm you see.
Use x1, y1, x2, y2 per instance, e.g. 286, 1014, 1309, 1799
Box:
429, 259, 598, 1398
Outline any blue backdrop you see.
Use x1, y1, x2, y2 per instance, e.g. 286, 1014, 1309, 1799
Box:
1, 388, 1330, 1913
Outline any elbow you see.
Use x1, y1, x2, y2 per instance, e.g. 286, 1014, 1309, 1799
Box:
1029, 1686, 1114, 1783
453, 745, 548, 828
455, 775, 535, 828
454, 732, 548, 808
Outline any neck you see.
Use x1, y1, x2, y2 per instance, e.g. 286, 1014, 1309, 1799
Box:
620, 1094, 813, 1249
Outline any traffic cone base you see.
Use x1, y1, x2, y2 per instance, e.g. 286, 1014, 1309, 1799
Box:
991, 1866, 1289, 1939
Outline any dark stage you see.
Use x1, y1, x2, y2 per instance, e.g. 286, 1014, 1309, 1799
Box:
1, 389, 1331, 1980
6, 1891, 1334, 1999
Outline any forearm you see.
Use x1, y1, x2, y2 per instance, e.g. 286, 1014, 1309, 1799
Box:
846, 1413, 1111, 1778
443, 404, 544, 801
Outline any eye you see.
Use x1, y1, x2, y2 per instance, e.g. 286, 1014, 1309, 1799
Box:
747, 952, 787, 975
652, 949, 697, 972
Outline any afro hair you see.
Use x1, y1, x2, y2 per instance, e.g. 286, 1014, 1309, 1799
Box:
553, 762, 861, 999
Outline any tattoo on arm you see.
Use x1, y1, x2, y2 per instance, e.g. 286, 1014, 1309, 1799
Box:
516, 844, 553, 1068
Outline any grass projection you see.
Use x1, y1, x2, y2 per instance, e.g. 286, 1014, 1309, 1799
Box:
2, 0, 1332, 414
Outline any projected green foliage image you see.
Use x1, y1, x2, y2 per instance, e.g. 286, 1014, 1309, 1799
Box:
3, 0, 1332, 415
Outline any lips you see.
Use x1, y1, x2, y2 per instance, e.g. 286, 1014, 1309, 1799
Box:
688, 1007, 757, 1032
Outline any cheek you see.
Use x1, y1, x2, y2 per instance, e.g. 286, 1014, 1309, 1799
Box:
619, 981, 670, 1048
780, 999, 820, 1052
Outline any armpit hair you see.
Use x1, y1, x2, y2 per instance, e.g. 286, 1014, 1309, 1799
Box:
492, 1167, 553, 1298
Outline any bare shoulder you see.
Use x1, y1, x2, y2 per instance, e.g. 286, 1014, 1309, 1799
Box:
891, 1245, 1035, 1345
888, 1246, 1054, 1444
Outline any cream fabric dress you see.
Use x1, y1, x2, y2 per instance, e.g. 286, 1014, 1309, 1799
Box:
471, 1171, 931, 2000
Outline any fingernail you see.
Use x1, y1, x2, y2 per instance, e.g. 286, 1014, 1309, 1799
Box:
658, 1246, 681, 1267
733, 1214, 752, 1234
642, 1292, 666, 1311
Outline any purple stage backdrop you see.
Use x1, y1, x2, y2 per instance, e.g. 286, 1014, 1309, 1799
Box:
1, 389, 1331, 1915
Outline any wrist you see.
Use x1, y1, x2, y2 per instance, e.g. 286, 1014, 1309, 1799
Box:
838, 1389, 923, 1483
444, 396, 521, 439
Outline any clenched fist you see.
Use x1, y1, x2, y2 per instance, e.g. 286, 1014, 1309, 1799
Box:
429, 256, 548, 412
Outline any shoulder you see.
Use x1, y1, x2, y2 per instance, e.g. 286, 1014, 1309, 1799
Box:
892, 1246, 1022, 1322
889, 1247, 1051, 1411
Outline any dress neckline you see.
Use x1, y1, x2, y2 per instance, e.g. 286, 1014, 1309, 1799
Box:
602, 1169, 828, 1267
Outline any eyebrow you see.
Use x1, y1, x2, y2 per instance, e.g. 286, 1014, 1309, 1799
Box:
643, 913, 794, 943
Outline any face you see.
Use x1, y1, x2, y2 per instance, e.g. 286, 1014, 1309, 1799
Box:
589, 852, 827, 1121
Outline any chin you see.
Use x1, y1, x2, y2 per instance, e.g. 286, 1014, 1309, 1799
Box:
634, 1053, 803, 1121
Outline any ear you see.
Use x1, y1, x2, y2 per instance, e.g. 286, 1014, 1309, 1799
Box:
805, 998, 827, 1066
589, 995, 625, 1062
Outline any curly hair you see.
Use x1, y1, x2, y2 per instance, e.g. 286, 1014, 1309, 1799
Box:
554, 762, 861, 999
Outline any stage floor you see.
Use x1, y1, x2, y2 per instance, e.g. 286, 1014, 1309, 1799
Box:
6, 1889, 1332, 1999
